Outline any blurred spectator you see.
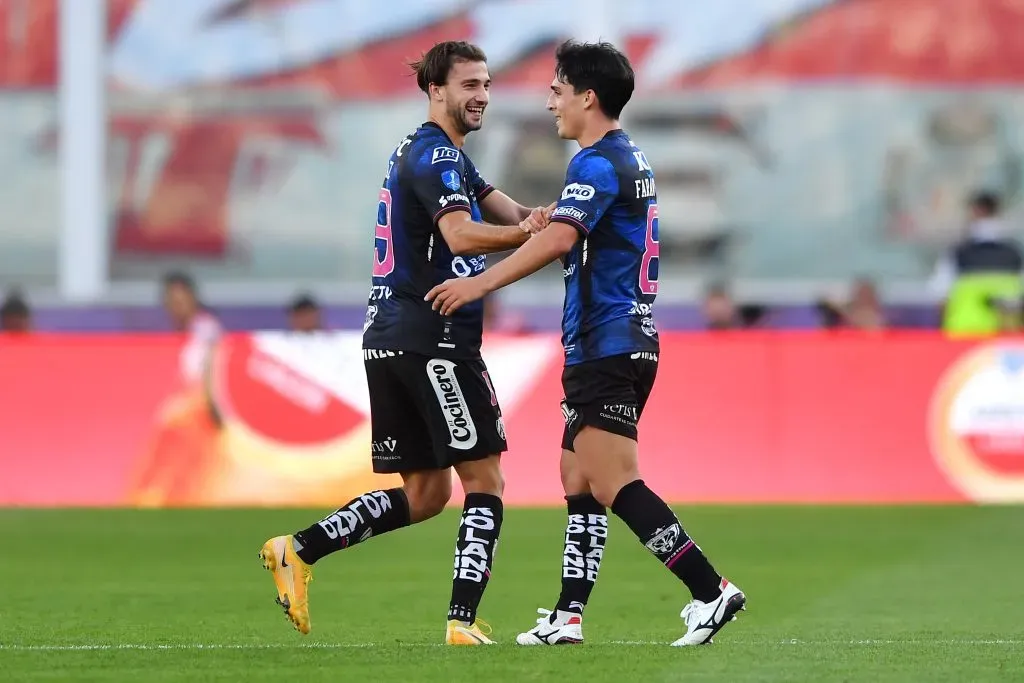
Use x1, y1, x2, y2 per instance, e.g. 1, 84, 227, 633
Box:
288, 293, 323, 332
701, 283, 767, 330
929, 192, 1023, 336
817, 278, 886, 330
0, 289, 31, 333
702, 283, 738, 330
162, 272, 222, 383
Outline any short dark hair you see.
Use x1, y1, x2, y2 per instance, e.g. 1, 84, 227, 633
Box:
410, 41, 488, 94
162, 270, 196, 293
554, 39, 634, 119
0, 290, 29, 318
289, 293, 319, 313
971, 191, 1000, 215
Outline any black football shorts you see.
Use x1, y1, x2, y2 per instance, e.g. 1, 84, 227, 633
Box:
560, 352, 659, 451
363, 350, 507, 473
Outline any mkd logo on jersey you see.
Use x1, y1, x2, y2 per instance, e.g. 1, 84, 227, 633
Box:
427, 359, 478, 450
561, 183, 595, 201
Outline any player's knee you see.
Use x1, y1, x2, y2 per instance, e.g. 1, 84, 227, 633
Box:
560, 450, 589, 496
588, 474, 640, 509
457, 456, 504, 497
402, 473, 452, 522
588, 484, 619, 509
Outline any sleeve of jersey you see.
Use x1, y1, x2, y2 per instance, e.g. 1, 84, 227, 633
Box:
411, 146, 475, 226
549, 151, 618, 236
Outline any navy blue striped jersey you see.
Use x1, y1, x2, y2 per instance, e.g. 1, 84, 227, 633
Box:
362, 122, 494, 358
548, 129, 661, 366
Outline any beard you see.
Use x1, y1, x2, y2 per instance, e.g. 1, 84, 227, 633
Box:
449, 102, 482, 134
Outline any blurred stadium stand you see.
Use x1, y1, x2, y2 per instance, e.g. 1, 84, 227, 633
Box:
2, 0, 1024, 329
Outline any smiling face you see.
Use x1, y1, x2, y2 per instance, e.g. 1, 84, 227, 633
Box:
434, 59, 491, 136
546, 77, 590, 141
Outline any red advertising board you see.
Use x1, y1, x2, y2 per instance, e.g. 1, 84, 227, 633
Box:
1, 332, 1022, 507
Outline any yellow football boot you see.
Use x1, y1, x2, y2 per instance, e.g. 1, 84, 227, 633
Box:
445, 618, 495, 645
259, 535, 313, 635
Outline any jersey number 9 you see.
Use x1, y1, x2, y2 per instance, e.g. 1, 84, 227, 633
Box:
373, 188, 395, 277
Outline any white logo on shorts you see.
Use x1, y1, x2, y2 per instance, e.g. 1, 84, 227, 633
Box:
427, 359, 478, 450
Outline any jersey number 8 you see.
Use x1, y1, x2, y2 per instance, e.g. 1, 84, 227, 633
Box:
639, 203, 660, 295
373, 188, 395, 277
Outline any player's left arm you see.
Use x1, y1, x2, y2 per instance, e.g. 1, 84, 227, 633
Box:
426, 151, 618, 315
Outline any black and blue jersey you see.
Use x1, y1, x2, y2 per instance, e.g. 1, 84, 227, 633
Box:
549, 129, 661, 366
362, 122, 494, 358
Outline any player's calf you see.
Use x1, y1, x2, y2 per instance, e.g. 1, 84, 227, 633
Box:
550, 492, 607, 621
515, 494, 605, 646
290, 488, 413, 565
259, 486, 416, 635
446, 456, 504, 643
608, 478, 748, 643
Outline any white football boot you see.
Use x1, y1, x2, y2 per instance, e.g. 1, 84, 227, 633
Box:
516, 608, 584, 645
671, 578, 746, 646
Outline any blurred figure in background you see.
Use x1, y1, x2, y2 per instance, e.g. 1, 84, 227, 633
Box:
0, 289, 31, 333
288, 293, 323, 333
702, 283, 738, 330
817, 277, 886, 330
701, 282, 768, 330
929, 192, 1023, 336
162, 271, 222, 383
129, 272, 225, 508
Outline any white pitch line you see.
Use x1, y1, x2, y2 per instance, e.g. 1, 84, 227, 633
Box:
0, 640, 1020, 651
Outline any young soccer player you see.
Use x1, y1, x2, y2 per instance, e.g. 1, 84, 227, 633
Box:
260, 40, 550, 645
426, 40, 746, 647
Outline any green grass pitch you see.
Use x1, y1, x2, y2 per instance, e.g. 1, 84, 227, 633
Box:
1, 506, 1022, 681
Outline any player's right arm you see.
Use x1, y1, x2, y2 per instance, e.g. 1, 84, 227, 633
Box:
410, 146, 532, 256
436, 211, 530, 256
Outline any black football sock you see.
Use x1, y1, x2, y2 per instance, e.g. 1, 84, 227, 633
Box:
448, 493, 504, 623
611, 480, 722, 603
554, 493, 608, 614
292, 488, 410, 565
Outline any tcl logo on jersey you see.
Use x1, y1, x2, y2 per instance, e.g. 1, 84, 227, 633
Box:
560, 183, 595, 201
432, 147, 461, 164
551, 205, 588, 222
427, 360, 478, 450
439, 193, 469, 207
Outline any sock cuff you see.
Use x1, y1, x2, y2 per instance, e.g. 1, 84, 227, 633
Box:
463, 491, 503, 512
610, 479, 646, 515
385, 487, 412, 525
565, 492, 605, 513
